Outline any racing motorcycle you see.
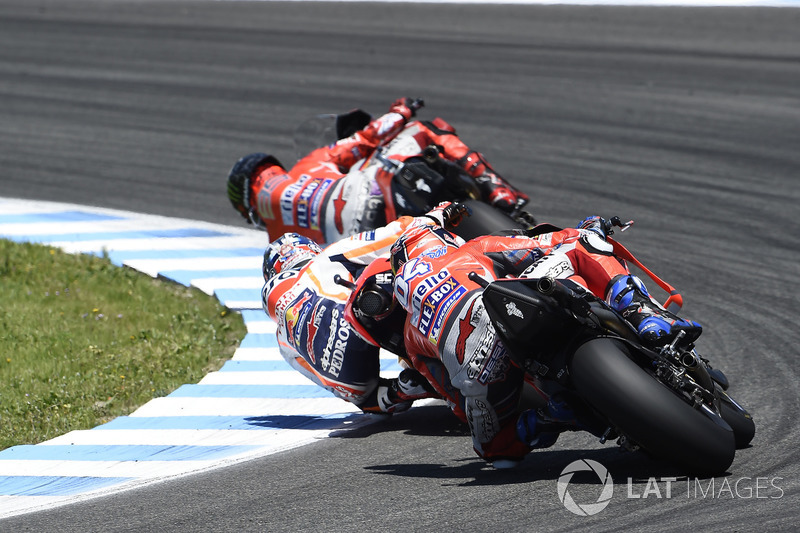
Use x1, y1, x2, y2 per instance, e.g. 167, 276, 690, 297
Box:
345, 216, 754, 475
293, 100, 536, 241
471, 226, 755, 475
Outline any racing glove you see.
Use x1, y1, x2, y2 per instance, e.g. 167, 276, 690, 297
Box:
422, 201, 471, 228
390, 97, 424, 121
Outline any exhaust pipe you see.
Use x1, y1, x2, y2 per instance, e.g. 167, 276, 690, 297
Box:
536, 277, 555, 295
681, 352, 698, 368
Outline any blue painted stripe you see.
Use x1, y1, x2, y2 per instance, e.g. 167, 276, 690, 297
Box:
216, 358, 402, 372
219, 360, 290, 372
98, 413, 355, 431
104, 247, 265, 261
240, 309, 270, 324
162, 268, 262, 280
381, 359, 403, 371
214, 288, 262, 304
0, 476, 135, 497
0, 211, 125, 224
1, 228, 232, 244
239, 333, 278, 349
0, 444, 259, 462
169, 384, 334, 398
159, 268, 262, 287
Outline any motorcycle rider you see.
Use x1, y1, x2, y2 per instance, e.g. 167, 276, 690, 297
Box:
259, 207, 469, 414
389, 208, 702, 466
227, 98, 529, 244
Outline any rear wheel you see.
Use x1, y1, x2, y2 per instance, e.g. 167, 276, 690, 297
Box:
570, 338, 736, 475
449, 199, 527, 241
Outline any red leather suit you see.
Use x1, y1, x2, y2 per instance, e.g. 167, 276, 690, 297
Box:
245, 102, 527, 244
392, 222, 630, 461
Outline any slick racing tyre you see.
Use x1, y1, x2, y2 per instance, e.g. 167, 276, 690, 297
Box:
718, 392, 756, 449
569, 338, 736, 475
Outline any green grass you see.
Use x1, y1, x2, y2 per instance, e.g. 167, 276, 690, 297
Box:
0, 239, 247, 450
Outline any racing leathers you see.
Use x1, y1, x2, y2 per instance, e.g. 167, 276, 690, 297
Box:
390, 214, 697, 464
230, 98, 528, 244
261, 213, 446, 414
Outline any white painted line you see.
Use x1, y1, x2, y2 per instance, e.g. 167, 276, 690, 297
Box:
244, 321, 277, 334
192, 276, 266, 294
127, 397, 360, 418
231, 347, 283, 361
53, 236, 267, 255
126, 256, 263, 274
42, 428, 321, 448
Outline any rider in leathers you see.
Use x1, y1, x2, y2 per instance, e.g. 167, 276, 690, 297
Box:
389, 210, 702, 466
227, 98, 528, 244
260, 208, 463, 414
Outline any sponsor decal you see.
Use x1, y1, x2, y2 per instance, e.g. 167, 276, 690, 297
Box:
429, 285, 467, 343
333, 183, 347, 235
280, 174, 312, 226
412, 271, 456, 334
284, 289, 314, 350
394, 258, 433, 309
376, 114, 399, 136
320, 307, 349, 378
295, 178, 322, 229
455, 299, 481, 364
506, 301, 524, 319
254, 172, 290, 220
421, 245, 448, 260
309, 178, 333, 231
305, 303, 326, 364
466, 326, 508, 384
467, 398, 498, 443
478, 342, 509, 385
414, 178, 432, 193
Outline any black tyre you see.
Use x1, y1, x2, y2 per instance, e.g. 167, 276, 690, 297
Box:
719, 396, 756, 449
570, 338, 736, 475
449, 199, 527, 241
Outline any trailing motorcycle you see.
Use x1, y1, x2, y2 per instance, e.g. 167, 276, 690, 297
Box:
346, 214, 753, 475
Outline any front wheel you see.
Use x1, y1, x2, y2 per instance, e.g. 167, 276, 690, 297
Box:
569, 338, 736, 475
717, 389, 756, 449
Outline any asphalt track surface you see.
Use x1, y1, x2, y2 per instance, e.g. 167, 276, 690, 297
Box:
1, 1, 799, 531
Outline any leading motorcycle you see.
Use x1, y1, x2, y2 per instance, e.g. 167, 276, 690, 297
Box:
293, 101, 536, 241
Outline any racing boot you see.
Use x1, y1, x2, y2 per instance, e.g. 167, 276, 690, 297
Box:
458, 151, 529, 213
375, 368, 439, 414
606, 274, 702, 348
516, 394, 582, 450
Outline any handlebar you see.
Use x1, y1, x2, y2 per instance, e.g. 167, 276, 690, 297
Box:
333, 274, 357, 290
604, 216, 634, 235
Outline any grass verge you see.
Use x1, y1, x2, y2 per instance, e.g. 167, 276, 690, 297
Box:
0, 239, 247, 450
